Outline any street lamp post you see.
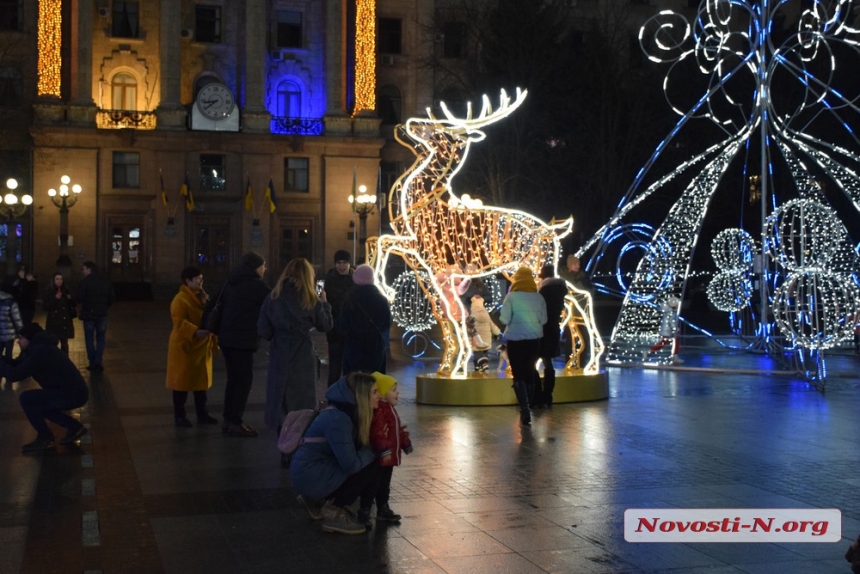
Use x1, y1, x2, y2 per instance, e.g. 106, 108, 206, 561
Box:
0, 178, 34, 276
349, 184, 377, 261
47, 175, 82, 267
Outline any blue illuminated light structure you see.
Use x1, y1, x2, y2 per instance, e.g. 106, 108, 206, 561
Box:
580, 0, 860, 375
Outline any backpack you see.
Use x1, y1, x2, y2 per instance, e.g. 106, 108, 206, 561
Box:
277, 403, 331, 455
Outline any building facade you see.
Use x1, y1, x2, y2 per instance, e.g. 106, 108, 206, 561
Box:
0, 0, 433, 296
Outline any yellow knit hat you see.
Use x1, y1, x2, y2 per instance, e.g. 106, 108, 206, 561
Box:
510, 267, 537, 293
372, 372, 397, 398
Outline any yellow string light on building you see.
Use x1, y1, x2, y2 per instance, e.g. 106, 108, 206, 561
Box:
353, 0, 376, 116
37, 0, 62, 97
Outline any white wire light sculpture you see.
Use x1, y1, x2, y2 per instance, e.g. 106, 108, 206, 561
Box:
580, 0, 860, 366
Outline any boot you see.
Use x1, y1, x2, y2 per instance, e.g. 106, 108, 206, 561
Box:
543, 366, 555, 409
512, 380, 531, 426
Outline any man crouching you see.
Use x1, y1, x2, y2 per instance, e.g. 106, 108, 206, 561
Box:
1, 323, 89, 453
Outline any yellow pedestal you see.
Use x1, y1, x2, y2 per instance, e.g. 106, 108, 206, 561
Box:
415, 370, 609, 406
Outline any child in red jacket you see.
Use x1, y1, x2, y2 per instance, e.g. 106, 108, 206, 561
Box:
359, 372, 412, 527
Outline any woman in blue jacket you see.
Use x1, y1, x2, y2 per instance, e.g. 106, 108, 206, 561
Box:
290, 372, 380, 535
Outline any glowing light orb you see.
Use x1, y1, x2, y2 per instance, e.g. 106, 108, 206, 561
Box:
774, 270, 858, 350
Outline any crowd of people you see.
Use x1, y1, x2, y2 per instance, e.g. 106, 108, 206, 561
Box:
5, 250, 595, 535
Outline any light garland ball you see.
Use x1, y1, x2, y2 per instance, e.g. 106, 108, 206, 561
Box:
773, 269, 859, 350
390, 271, 438, 332
707, 271, 752, 312
765, 200, 843, 271
711, 228, 755, 273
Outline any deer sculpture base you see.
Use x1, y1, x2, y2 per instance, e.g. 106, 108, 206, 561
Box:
415, 370, 609, 406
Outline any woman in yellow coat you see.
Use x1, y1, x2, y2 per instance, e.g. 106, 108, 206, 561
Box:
166, 266, 219, 427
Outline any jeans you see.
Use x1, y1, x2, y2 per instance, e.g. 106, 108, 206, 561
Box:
334, 459, 379, 509
172, 390, 209, 419
20, 387, 87, 439
83, 317, 108, 367
1, 339, 13, 362
221, 347, 255, 425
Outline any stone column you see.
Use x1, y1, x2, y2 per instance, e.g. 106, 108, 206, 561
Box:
242, 0, 271, 132
155, 0, 186, 128
323, 0, 351, 134
67, 0, 96, 124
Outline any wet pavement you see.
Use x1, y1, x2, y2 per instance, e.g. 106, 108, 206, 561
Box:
2, 301, 860, 573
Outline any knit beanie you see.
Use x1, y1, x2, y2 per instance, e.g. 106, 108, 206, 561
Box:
352, 264, 375, 286
372, 372, 397, 398
510, 267, 537, 293
241, 251, 265, 270
19, 322, 43, 340
334, 250, 351, 264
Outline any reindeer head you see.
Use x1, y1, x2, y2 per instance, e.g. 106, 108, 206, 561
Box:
402, 88, 528, 145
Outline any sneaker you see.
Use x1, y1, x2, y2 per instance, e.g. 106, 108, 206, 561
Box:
226, 423, 258, 437
60, 425, 88, 445
196, 414, 219, 425
357, 507, 373, 531
376, 504, 401, 522
321, 503, 367, 535
22, 437, 55, 453
175, 417, 193, 428
297, 495, 323, 521
672, 356, 685, 365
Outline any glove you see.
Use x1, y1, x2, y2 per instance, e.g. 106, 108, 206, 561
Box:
403, 444, 414, 455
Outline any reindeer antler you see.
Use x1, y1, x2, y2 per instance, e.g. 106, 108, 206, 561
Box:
426, 88, 528, 134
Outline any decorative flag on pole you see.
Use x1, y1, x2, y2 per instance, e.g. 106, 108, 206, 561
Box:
180, 176, 195, 211
264, 178, 277, 213
351, 166, 357, 213
160, 173, 168, 206
244, 178, 254, 211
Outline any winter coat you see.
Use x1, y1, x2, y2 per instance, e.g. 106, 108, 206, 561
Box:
539, 277, 568, 357
257, 284, 333, 427
212, 266, 271, 350
659, 301, 680, 338
339, 284, 391, 374
370, 401, 412, 467
469, 296, 500, 352
0, 330, 88, 403
10, 276, 38, 321
323, 267, 354, 343
75, 271, 115, 321
289, 377, 375, 501
499, 291, 547, 341
166, 285, 217, 392
0, 291, 22, 343
43, 285, 76, 340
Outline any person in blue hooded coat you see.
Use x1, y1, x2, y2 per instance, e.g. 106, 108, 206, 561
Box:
290, 372, 380, 535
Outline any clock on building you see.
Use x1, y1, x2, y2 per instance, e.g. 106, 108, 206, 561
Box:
190, 82, 240, 131
196, 83, 235, 120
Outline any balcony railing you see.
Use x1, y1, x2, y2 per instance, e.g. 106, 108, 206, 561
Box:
271, 116, 324, 136
96, 109, 157, 130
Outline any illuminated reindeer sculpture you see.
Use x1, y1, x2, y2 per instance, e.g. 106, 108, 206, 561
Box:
368, 88, 604, 376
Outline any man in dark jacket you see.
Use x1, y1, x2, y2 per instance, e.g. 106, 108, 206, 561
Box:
323, 249, 354, 386
1, 323, 89, 453
537, 265, 568, 408
75, 261, 115, 371
213, 251, 270, 437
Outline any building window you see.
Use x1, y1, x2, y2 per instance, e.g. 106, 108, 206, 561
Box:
111, 1, 140, 38
200, 154, 226, 191
195, 5, 222, 43
378, 85, 401, 125
0, 0, 21, 31
110, 72, 137, 110
276, 10, 302, 48
442, 22, 466, 59
112, 152, 140, 188
0, 67, 21, 107
284, 158, 309, 192
276, 80, 301, 118
378, 18, 402, 54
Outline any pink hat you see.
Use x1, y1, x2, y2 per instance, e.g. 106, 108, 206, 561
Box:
352, 264, 375, 286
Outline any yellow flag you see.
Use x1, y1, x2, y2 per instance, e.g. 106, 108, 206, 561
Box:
244, 179, 253, 211
180, 176, 194, 211
264, 178, 277, 213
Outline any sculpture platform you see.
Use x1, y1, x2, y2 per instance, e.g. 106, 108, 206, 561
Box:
415, 370, 609, 406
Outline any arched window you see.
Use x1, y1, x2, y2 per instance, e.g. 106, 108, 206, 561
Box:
111, 72, 137, 110
378, 85, 401, 125
276, 79, 301, 118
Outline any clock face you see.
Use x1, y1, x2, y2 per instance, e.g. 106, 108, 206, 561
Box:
196, 83, 235, 120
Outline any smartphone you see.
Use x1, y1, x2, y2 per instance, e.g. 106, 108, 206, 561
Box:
315, 280, 325, 295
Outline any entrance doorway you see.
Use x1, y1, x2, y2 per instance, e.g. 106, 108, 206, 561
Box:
108, 219, 145, 282
190, 215, 232, 288
277, 218, 314, 270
